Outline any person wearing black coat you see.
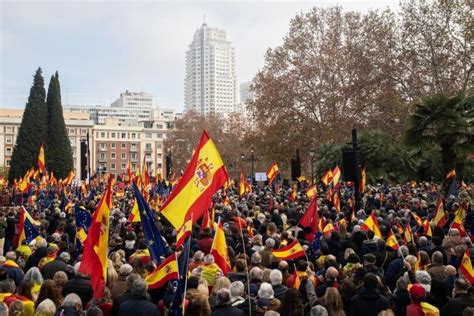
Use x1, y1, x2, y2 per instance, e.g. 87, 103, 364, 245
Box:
24, 242, 47, 272
211, 288, 244, 316
441, 279, 474, 316
117, 278, 160, 316
350, 273, 390, 316
62, 265, 93, 307
42, 253, 73, 280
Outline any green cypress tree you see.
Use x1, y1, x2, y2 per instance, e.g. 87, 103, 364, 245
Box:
45, 72, 73, 179
8, 68, 48, 181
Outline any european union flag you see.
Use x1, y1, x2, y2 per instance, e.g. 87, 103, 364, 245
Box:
169, 238, 191, 316
132, 184, 167, 264
75, 205, 92, 230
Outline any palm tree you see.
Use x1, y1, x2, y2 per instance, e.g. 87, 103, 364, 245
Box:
405, 94, 473, 178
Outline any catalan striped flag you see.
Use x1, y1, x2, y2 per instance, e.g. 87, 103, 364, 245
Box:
79, 176, 113, 300
210, 218, 231, 274
272, 240, 305, 261
160, 131, 229, 229
145, 254, 179, 289
17, 207, 40, 246
386, 230, 399, 251
361, 213, 382, 238
266, 163, 280, 185
37, 144, 47, 176
460, 248, 474, 284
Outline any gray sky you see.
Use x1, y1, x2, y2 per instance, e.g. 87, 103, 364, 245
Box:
1, 0, 397, 111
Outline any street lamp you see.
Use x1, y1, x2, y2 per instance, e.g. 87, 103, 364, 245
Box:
241, 146, 256, 184
309, 148, 315, 185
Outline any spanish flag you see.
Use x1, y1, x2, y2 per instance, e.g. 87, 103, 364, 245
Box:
266, 163, 280, 185
239, 171, 246, 196
145, 254, 179, 289
404, 224, 413, 244
210, 218, 231, 274
332, 191, 341, 213
293, 270, 301, 289
432, 196, 446, 228
460, 248, 474, 284
79, 176, 113, 300
64, 170, 75, 186
422, 219, 432, 237
386, 230, 399, 251
452, 208, 467, 237
329, 166, 341, 188
305, 185, 317, 200
361, 213, 382, 238
160, 131, 229, 228
323, 222, 334, 235
290, 183, 297, 202
126, 160, 132, 183
128, 201, 141, 223
176, 219, 192, 248
411, 212, 423, 226
272, 240, 305, 260
321, 169, 333, 186
359, 166, 366, 193
37, 144, 47, 176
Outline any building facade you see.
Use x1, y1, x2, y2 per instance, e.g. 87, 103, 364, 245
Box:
184, 23, 239, 116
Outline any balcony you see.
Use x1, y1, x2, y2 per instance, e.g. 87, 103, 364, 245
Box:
144, 148, 153, 153
98, 158, 107, 163
130, 147, 138, 152
99, 147, 107, 152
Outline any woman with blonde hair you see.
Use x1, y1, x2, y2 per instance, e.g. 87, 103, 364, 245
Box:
108, 251, 125, 271
321, 287, 345, 316
209, 277, 231, 309
106, 259, 119, 285
35, 299, 56, 316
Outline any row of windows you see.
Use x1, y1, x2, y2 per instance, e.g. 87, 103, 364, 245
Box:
97, 152, 163, 160
96, 132, 163, 139
98, 162, 163, 171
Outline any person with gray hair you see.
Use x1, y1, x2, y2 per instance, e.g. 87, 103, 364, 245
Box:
415, 270, 432, 293
3, 251, 24, 286
256, 282, 281, 314
269, 269, 287, 300
42, 251, 73, 280
259, 238, 276, 267
310, 305, 329, 316
55, 293, 83, 315
428, 251, 446, 281
211, 288, 245, 316
117, 278, 159, 316
111, 273, 141, 316
385, 245, 410, 290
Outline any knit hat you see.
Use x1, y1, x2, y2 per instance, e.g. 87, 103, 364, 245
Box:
119, 264, 133, 276
409, 283, 426, 300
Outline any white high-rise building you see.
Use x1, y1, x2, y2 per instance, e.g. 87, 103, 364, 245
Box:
185, 23, 239, 116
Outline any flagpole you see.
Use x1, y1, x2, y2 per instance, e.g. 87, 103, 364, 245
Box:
181, 213, 193, 314
236, 213, 252, 316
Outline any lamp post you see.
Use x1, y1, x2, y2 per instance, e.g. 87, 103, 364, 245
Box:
241, 146, 257, 184
309, 148, 315, 185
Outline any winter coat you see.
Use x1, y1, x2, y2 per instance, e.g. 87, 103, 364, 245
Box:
42, 257, 72, 280
62, 275, 93, 307
385, 257, 405, 290
441, 293, 474, 316
109, 275, 128, 299
272, 284, 288, 301
211, 303, 245, 316
117, 296, 160, 316
350, 287, 390, 316
428, 264, 445, 281
197, 237, 214, 254
54, 306, 81, 316
360, 239, 378, 257
255, 297, 280, 316
24, 246, 47, 272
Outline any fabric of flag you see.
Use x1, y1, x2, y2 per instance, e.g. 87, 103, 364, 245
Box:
64, 171, 75, 186
17, 207, 40, 246
321, 169, 333, 186
126, 160, 132, 182
387, 230, 399, 250
293, 269, 301, 289
422, 219, 432, 237
333, 191, 341, 213
411, 212, 423, 226
266, 163, 280, 185
290, 183, 297, 202
404, 224, 413, 244
299, 198, 319, 232
169, 238, 191, 316
210, 218, 231, 275
322, 222, 334, 235
305, 185, 317, 200
132, 184, 167, 264
460, 248, 474, 284
361, 213, 382, 238
359, 166, 366, 193
145, 254, 179, 289
247, 223, 254, 238
433, 197, 447, 227
446, 169, 456, 179
128, 201, 141, 223
200, 209, 211, 232
37, 144, 47, 175
160, 131, 229, 229
78, 176, 113, 300
142, 157, 150, 188
75, 206, 92, 230
452, 208, 467, 237
272, 240, 305, 260
176, 219, 192, 248
329, 166, 341, 188
297, 176, 306, 183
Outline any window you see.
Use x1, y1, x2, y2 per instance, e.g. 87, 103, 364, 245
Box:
131, 153, 137, 161
111, 143, 116, 149
6, 148, 12, 156
157, 163, 162, 169
145, 143, 152, 151
121, 153, 126, 159
156, 133, 163, 138
131, 133, 136, 139
131, 163, 137, 171
131, 144, 137, 151
6, 160, 10, 166
157, 144, 162, 149
81, 129, 87, 135
111, 163, 116, 170
111, 152, 116, 159
5, 136, 12, 144
146, 154, 151, 160
100, 132, 105, 138
157, 153, 162, 158
69, 128, 75, 135
99, 143, 106, 150
111, 132, 116, 138
121, 133, 126, 139
145, 133, 151, 139
121, 163, 126, 170
6, 127, 12, 133
99, 153, 106, 160
121, 143, 126, 149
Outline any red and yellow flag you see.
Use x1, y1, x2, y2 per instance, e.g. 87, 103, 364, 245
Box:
333, 191, 341, 213
411, 212, 423, 226
361, 213, 382, 238
37, 144, 47, 175
128, 201, 140, 223
79, 176, 113, 300
321, 169, 333, 186
266, 163, 280, 185
145, 254, 179, 289
432, 197, 447, 228
404, 224, 413, 244
160, 131, 229, 228
422, 219, 432, 237
460, 248, 474, 284
176, 219, 192, 248
387, 230, 399, 251
329, 166, 341, 188
272, 240, 305, 261
305, 185, 317, 200
239, 171, 247, 196
446, 169, 456, 180
290, 183, 297, 202
452, 207, 467, 237
359, 166, 366, 193
210, 218, 231, 274
64, 170, 75, 186
323, 222, 334, 235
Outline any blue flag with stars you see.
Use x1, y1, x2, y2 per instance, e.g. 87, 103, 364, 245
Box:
75, 205, 92, 229
132, 184, 167, 264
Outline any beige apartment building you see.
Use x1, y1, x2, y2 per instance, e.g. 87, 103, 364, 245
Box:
0, 109, 174, 180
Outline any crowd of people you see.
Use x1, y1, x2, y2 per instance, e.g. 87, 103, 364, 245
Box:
0, 178, 473, 316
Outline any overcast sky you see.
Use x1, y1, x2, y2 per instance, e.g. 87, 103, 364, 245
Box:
1, 0, 397, 111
